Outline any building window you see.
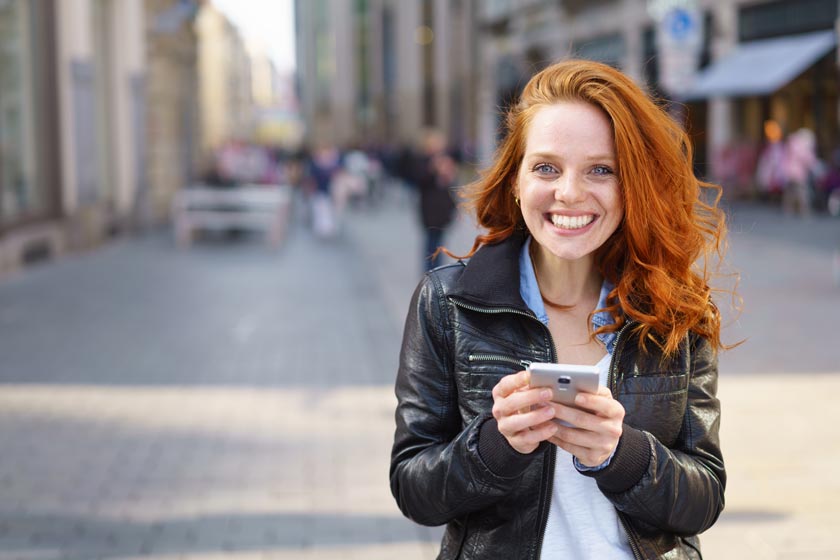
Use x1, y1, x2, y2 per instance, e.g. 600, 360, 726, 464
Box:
573, 33, 625, 69
355, 0, 371, 135
314, 0, 333, 113
642, 26, 659, 92
421, 0, 436, 127
0, 0, 40, 224
482, 0, 514, 23
381, 6, 396, 138
739, 0, 837, 42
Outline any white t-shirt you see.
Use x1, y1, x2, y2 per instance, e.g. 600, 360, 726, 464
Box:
539, 353, 634, 559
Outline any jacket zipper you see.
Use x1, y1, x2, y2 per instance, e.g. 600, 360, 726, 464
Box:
467, 353, 533, 368
607, 320, 645, 560
619, 515, 645, 560
606, 319, 636, 394
451, 298, 558, 559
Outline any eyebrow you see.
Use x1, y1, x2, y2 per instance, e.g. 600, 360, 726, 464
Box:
524, 151, 616, 162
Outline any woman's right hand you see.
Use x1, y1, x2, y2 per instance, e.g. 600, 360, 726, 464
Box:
492, 370, 560, 454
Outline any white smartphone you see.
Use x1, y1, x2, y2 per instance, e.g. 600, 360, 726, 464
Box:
527, 363, 600, 426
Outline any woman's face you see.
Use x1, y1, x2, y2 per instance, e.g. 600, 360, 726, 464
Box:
515, 101, 623, 263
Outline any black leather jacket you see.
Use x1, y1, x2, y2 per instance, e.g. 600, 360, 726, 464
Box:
390, 234, 726, 559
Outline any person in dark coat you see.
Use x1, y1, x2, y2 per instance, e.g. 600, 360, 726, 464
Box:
413, 129, 458, 271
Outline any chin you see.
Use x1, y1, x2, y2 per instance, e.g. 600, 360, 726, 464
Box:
538, 242, 599, 262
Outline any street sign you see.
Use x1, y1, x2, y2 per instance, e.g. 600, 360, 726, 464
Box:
651, 0, 703, 97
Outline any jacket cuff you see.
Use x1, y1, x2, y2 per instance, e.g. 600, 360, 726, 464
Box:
477, 417, 537, 479
579, 424, 651, 495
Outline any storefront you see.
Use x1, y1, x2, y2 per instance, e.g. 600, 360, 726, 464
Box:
690, 30, 837, 154
683, 0, 839, 195
0, 0, 59, 231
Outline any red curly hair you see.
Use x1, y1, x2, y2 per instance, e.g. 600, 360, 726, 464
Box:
458, 59, 730, 356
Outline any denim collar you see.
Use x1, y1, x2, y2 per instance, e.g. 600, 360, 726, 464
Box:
519, 237, 618, 354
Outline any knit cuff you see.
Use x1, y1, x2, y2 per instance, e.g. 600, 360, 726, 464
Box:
578, 424, 651, 495
477, 417, 538, 479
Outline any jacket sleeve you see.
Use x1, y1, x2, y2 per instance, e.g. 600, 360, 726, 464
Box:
389, 272, 534, 526
581, 334, 726, 536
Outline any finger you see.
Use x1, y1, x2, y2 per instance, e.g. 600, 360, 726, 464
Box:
549, 415, 622, 465
523, 421, 560, 442
594, 385, 613, 397
508, 421, 559, 450
551, 402, 622, 436
491, 370, 530, 400
550, 422, 613, 449
498, 403, 556, 435
550, 402, 592, 430
494, 387, 553, 420
574, 391, 625, 421
549, 437, 610, 468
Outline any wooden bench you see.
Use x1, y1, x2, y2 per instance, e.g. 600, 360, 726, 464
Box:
172, 184, 293, 247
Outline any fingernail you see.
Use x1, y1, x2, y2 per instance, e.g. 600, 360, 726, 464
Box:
541, 390, 552, 400
575, 394, 585, 405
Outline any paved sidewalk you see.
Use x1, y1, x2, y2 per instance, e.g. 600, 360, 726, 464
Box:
0, 187, 837, 559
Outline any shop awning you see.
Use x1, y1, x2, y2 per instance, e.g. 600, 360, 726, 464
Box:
683, 30, 837, 100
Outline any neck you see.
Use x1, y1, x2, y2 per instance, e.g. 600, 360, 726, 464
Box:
530, 243, 601, 309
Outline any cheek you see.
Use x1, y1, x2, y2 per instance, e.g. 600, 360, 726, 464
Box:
600, 187, 624, 232
520, 177, 553, 203
606, 185, 624, 215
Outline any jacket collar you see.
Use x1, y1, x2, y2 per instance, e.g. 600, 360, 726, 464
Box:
449, 230, 530, 311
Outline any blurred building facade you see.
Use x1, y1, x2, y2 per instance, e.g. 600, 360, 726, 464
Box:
689, 0, 838, 195
475, 0, 839, 191
0, 0, 62, 271
144, 0, 201, 228
194, 2, 253, 169
54, 0, 149, 242
294, 0, 840, 196
0, 0, 150, 277
294, 0, 480, 155
0, 0, 288, 278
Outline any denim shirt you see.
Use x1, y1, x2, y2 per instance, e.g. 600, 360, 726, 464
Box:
519, 237, 617, 352
519, 237, 617, 470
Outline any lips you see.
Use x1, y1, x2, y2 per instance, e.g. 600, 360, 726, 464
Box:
549, 213, 596, 230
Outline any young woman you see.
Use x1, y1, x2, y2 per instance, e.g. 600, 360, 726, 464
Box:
390, 59, 730, 559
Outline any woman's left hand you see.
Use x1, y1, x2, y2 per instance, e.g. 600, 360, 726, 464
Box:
548, 386, 625, 468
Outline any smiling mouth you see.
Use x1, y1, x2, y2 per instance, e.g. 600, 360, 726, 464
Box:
550, 214, 596, 230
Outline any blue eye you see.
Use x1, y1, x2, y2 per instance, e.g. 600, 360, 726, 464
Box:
592, 165, 614, 176
533, 163, 557, 175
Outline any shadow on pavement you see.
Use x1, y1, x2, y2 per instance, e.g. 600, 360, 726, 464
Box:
0, 511, 442, 559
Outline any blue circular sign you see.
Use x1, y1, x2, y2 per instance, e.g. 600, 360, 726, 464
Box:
665, 8, 696, 41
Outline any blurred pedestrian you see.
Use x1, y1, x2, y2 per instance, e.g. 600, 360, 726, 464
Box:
391, 59, 730, 559
413, 129, 458, 271
305, 143, 343, 238
783, 127, 820, 217
755, 120, 787, 197
821, 151, 840, 218
342, 145, 373, 208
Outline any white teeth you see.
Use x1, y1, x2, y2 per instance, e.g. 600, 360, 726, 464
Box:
551, 214, 595, 229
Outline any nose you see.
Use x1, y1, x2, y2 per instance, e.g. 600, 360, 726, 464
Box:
554, 173, 586, 204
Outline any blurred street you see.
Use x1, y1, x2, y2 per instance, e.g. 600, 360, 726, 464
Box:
0, 188, 839, 560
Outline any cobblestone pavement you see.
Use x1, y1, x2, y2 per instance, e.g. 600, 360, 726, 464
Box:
0, 186, 838, 559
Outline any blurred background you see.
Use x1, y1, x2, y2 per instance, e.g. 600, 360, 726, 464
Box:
0, 0, 838, 559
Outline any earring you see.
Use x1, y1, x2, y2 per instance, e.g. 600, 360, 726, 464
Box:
514, 195, 520, 207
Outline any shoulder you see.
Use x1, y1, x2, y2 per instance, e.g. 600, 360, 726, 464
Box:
417, 261, 468, 298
